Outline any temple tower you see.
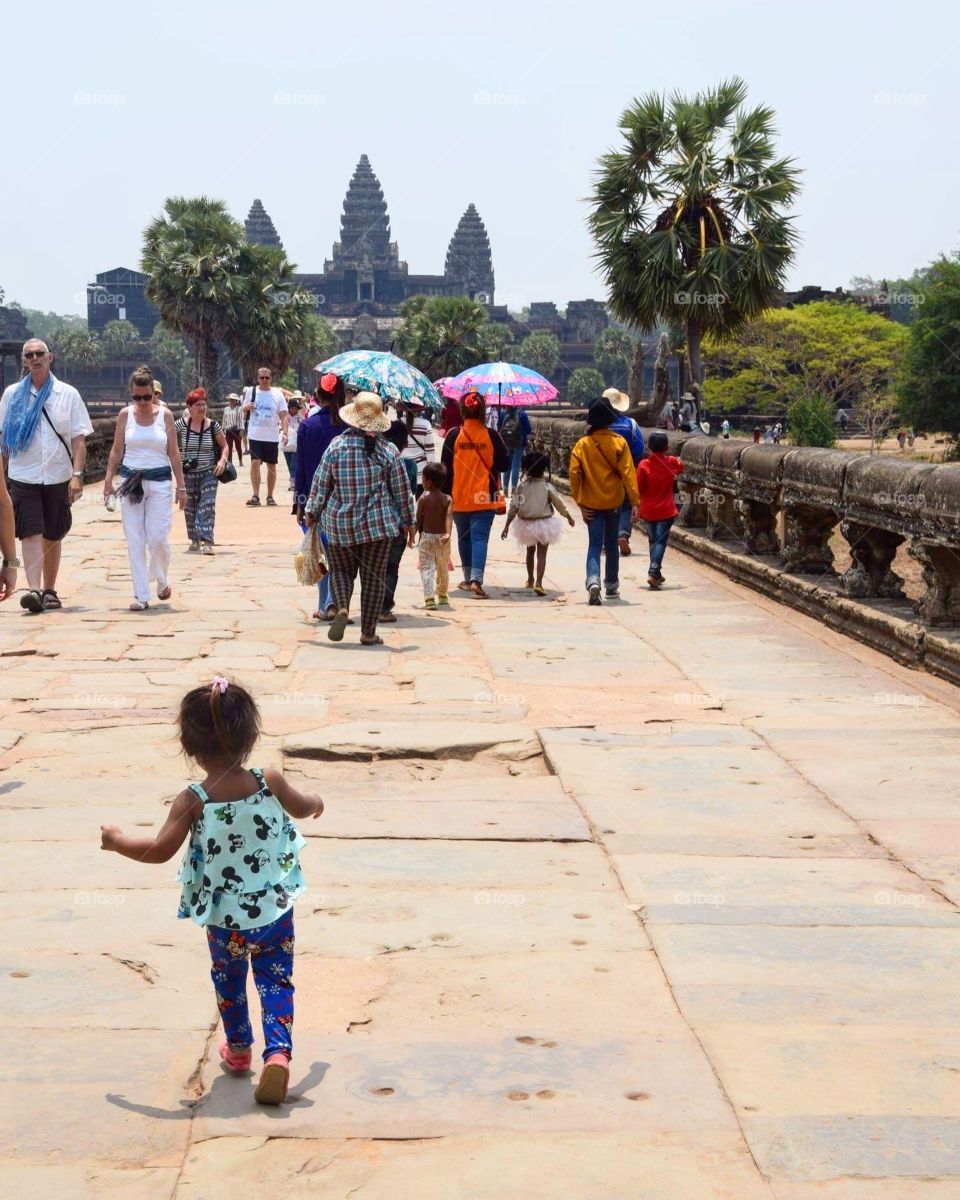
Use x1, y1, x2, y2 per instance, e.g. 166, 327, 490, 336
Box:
444, 203, 494, 303
244, 199, 283, 249
330, 154, 400, 270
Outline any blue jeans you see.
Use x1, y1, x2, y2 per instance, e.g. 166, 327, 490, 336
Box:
454, 510, 495, 583
647, 517, 675, 577
585, 507, 620, 591
284, 450, 296, 480
504, 446, 523, 493
618, 495, 634, 539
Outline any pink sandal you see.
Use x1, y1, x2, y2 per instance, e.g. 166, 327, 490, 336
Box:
219, 1041, 252, 1074
254, 1052, 290, 1105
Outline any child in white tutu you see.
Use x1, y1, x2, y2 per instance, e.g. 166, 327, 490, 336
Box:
501, 452, 574, 595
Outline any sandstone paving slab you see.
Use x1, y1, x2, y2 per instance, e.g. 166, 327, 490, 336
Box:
0, 1166, 179, 1199
742, 1113, 960, 1181
299, 796, 590, 841
289, 642, 394, 673
611, 853, 960, 926
175, 1130, 769, 1200
190, 1029, 740, 1140
0, 889, 194, 955
0, 946, 213, 1030
0, 1029, 200, 1167
695, 1026, 960, 1118
284, 720, 541, 762
769, 1180, 960, 1199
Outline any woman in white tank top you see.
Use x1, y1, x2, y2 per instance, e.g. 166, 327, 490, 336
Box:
102, 368, 186, 611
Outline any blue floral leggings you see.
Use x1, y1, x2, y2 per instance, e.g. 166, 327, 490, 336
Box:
206, 909, 294, 1061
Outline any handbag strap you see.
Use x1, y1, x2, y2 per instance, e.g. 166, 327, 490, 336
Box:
41, 405, 73, 465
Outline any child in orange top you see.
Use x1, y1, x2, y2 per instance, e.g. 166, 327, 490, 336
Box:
635, 431, 683, 589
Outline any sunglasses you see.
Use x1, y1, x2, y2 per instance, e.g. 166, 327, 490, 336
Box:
258, 375, 271, 380
24, 350, 47, 359
132, 392, 154, 401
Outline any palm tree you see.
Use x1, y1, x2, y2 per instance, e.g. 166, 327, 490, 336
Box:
142, 196, 245, 396
594, 327, 632, 385
589, 77, 801, 404
102, 318, 142, 387
567, 367, 606, 406
222, 243, 308, 385
395, 295, 491, 378
517, 331, 560, 378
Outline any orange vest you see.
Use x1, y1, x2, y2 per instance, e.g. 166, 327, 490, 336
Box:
452, 420, 500, 512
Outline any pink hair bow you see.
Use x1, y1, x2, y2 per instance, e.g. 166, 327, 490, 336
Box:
211, 676, 229, 694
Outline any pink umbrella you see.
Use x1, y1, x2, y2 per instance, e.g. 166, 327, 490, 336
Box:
442, 362, 558, 407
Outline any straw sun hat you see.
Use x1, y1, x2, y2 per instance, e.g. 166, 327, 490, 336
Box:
339, 391, 391, 434
602, 387, 630, 413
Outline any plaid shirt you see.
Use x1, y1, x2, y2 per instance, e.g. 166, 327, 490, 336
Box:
305, 428, 415, 545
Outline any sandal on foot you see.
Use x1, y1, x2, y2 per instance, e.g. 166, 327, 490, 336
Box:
219, 1041, 252, 1074
456, 581, 472, 592
157, 585, 172, 601
470, 582, 489, 599
360, 635, 384, 646
328, 609, 350, 642
254, 1053, 289, 1105
524, 579, 535, 589
437, 594, 450, 606
379, 611, 398, 623
425, 597, 438, 609
19, 589, 44, 614
534, 583, 546, 596
41, 589, 62, 610
265, 496, 277, 507
129, 600, 150, 612
245, 496, 261, 506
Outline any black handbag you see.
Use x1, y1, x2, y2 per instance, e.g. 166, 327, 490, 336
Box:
218, 459, 238, 485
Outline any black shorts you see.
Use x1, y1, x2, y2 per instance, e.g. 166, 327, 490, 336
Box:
9, 479, 73, 541
249, 439, 279, 465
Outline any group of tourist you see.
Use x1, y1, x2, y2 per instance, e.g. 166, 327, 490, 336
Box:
0, 337, 685, 627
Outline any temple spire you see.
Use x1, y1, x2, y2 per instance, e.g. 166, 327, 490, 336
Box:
333, 154, 397, 268
244, 199, 283, 249
445, 203, 494, 302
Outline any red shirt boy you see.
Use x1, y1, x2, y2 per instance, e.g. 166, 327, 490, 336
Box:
636, 449, 684, 521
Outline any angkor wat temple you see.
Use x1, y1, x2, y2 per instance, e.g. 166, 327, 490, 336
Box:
86, 154, 616, 379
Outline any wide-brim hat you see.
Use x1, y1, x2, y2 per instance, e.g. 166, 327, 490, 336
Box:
225, 392, 240, 401
153, 380, 164, 395
681, 392, 697, 403
602, 387, 630, 413
339, 391, 391, 434
287, 392, 303, 408
586, 396, 619, 429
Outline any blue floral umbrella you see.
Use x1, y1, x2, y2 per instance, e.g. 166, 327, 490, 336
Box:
315, 350, 441, 416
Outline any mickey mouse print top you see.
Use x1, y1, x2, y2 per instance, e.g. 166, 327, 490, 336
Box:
176, 767, 306, 930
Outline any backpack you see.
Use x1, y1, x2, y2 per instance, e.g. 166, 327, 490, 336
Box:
499, 409, 521, 449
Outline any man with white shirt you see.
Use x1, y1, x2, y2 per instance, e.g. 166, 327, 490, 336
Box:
242, 366, 288, 506
0, 338, 93, 613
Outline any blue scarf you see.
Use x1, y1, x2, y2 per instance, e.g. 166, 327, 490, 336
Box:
2, 372, 56, 456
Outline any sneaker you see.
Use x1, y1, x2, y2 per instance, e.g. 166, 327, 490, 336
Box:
425, 597, 438, 609
187, 542, 200, 552
605, 585, 620, 599
588, 584, 602, 606
618, 537, 631, 556
648, 574, 663, 590
219, 1041, 252, 1074
437, 594, 450, 606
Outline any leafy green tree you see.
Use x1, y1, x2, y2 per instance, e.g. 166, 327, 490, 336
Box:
476, 321, 514, 362
222, 243, 307, 385
102, 318, 142, 385
590, 76, 801, 403
898, 254, 960, 442
516, 331, 560, 378
148, 324, 190, 395
595, 327, 631, 380
395, 295, 491, 378
11, 307, 86, 341
142, 196, 245, 396
50, 327, 104, 375
787, 395, 836, 447
291, 311, 339, 390
705, 302, 907, 415
566, 367, 606, 405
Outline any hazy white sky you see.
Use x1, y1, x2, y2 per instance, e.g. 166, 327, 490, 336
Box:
4, 0, 957, 315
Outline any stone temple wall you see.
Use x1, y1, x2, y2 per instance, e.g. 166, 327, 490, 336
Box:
529, 414, 960, 685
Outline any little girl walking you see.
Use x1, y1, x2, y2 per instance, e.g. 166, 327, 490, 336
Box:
501, 452, 574, 594
99, 678, 323, 1105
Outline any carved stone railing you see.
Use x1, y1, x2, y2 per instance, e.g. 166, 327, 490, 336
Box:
530, 415, 960, 657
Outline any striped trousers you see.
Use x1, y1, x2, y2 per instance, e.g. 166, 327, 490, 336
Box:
327, 537, 392, 638
183, 470, 218, 545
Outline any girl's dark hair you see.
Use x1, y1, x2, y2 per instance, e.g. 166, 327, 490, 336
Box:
178, 680, 260, 765
383, 419, 408, 452
648, 430, 669, 453
521, 451, 549, 478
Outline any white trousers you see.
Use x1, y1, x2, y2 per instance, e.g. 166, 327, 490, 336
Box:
121, 479, 173, 602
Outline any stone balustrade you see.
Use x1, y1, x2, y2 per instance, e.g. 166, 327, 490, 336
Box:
529, 417, 960, 678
